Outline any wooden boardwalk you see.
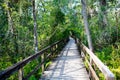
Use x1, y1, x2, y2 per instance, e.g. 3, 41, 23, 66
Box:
40, 37, 90, 80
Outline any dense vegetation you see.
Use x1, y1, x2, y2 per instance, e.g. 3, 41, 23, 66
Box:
0, 0, 120, 80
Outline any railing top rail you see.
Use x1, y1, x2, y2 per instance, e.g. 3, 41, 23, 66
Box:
81, 43, 115, 80
0, 38, 66, 79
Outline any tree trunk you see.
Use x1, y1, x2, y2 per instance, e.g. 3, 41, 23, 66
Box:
81, 0, 93, 51
5, 0, 19, 63
5, 1, 14, 36
81, 1, 94, 78
32, 0, 38, 53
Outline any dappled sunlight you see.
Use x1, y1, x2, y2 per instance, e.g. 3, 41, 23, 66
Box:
41, 38, 89, 80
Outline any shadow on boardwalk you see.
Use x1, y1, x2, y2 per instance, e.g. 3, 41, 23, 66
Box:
40, 37, 90, 80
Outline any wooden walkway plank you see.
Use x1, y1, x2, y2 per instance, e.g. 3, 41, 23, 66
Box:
40, 37, 90, 80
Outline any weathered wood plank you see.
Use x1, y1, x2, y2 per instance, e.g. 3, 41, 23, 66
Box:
18, 68, 23, 80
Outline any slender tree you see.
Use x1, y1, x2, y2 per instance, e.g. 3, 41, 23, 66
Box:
81, 0, 93, 51
5, 0, 14, 36
32, 0, 38, 53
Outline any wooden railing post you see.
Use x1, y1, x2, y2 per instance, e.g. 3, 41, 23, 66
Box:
89, 57, 92, 78
50, 47, 54, 59
75, 38, 81, 55
18, 68, 23, 80
55, 44, 58, 54
41, 54, 44, 73
55, 44, 57, 51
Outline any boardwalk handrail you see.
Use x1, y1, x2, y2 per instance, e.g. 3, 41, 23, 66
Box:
75, 38, 115, 80
0, 38, 68, 80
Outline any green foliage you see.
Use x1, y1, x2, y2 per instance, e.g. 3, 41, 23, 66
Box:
55, 9, 65, 24
112, 67, 120, 79
96, 43, 120, 79
85, 1, 120, 79
29, 75, 37, 80
50, 7, 65, 27
0, 0, 68, 79
0, 0, 120, 79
